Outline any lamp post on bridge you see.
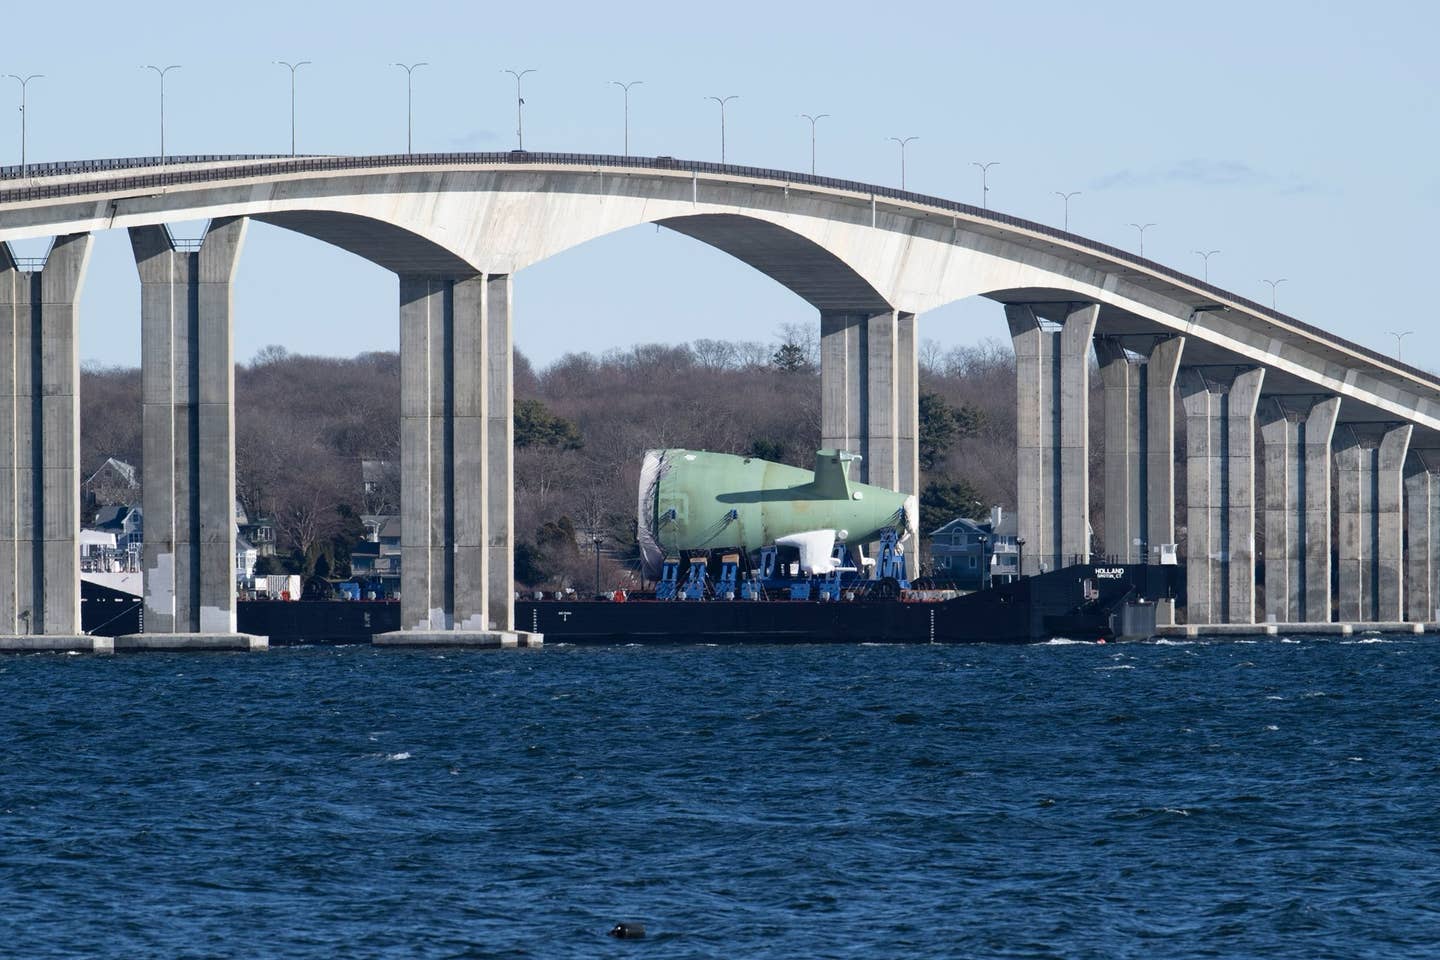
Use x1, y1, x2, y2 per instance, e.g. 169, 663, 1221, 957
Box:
1054, 190, 1079, 231
799, 113, 829, 175
1128, 222, 1155, 258
887, 136, 917, 189
391, 62, 427, 155
142, 65, 181, 168
273, 60, 311, 156
504, 68, 536, 151
971, 161, 998, 209
1388, 330, 1414, 362
1193, 249, 1220, 283
1262, 277, 1287, 311
706, 95, 738, 162
609, 80, 642, 156
7, 73, 41, 178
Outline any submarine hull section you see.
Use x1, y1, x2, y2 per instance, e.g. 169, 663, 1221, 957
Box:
639, 448, 914, 577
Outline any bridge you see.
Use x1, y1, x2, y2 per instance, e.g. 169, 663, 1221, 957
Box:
3, 151, 1438, 645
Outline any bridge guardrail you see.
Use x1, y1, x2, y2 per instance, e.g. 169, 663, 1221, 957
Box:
0, 150, 1433, 388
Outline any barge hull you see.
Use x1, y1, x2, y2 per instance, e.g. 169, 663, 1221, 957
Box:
80, 564, 1178, 645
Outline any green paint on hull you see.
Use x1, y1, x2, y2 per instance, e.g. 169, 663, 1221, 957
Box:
638, 449, 916, 575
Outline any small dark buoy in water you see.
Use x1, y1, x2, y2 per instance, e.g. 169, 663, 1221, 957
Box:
609, 922, 646, 939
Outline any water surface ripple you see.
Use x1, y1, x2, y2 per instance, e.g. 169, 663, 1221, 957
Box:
3, 638, 1438, 958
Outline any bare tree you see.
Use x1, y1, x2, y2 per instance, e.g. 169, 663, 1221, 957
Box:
919, 337, 946, 376
692, 338, 738, 370
732, 340, 772, 368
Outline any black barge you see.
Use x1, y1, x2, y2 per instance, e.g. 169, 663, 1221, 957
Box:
81, 563, 1180, 645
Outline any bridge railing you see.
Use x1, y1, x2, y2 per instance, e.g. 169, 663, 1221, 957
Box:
0, 150, 1434, 388
0, 154, 295, 181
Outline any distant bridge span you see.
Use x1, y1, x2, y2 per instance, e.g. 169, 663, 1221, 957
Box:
1, 153, 1437, 641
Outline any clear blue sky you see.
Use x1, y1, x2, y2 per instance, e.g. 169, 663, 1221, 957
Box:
6, 0, 1438, 371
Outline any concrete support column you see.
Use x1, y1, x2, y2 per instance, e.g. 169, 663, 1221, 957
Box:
1377, 425, 1411, 621
819, 308, 917, 496
1432, 463, 1440, 622
819, 307, 919, 576
1335, 434, 1367, 623
381, 271, 535, 648
1059, 306, 1096, 567
1147, 338, 1183, 624
1336, 423, 1411, 623
1226, 370, 1263, 624
1095, 336, 1182, 564
1179, 371, 1218, 624
1146, 338, 1184, 562
820, 312, 863, 460
1257, 397, 1337, 623
1259, 405, 1300, 623
1179, 367, 1264, 624
1006, 302, 1098, 574
485, 274, 514, 631
1096, 340, 1141, 563
864, 310, 898, 489
130, 219, 247, 637
0, 235, 90, 637
896, 312, 919, 501
398, 273, 487, 633
1404, 454, 1432, 623
1303, 399, 1340, 622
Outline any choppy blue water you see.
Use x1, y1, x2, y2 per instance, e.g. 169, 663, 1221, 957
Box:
3, 638, 1439, 959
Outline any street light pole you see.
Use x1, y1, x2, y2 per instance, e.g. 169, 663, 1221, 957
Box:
705, 95, 738, 162
142, 65, 181, 166
799, 113, 829, 175
972, 161, 998, 209
592, 535, 604, 598
1387, 330, 1414, 362
6, 74, 41, 177
503, 68, 536, 150
1193, 249, 1220, 283
391, 62, 427, 154
274, 60, 311, 156
609, 80, 642, 156
1261, 278, 1288, 310
887, 136, 917, 189
1128, 222, 1155, 258
1054, 190, 1079, 231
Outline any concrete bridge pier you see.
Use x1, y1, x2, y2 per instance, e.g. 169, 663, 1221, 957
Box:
1006, 302, 1097, 574
1403, 454, 1435, 623
122, 219, 264, 651
819, 308, 919, 574
376, 272, 531, 648
1179, 367, 1264, 624
1096, 336, 1184, 565
1335, 424, 1411, 622
0, 234, 91, 649
1258, 397, 1340, 623
819, 309, 918, 489
482, 274, 537, 640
